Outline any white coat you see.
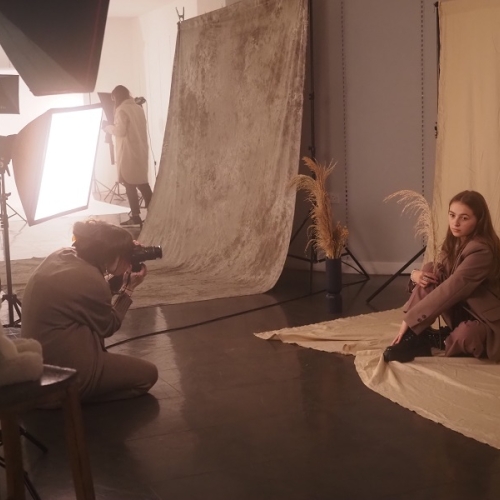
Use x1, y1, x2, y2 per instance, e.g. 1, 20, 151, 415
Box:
105, 98, 149, 185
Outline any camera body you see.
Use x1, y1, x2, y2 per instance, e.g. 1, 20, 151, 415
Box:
131, 245, 162, 272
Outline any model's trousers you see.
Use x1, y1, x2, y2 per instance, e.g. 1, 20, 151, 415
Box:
122, 181, 153, 217
406, 263, 488, 358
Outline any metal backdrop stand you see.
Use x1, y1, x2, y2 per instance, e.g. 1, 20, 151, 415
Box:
287, 0, 369, 293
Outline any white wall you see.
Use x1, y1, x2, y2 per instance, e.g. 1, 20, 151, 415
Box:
95, 18, 145, 97
92, 17, 147, 189
198, 0, 225, 14
139, 0, 198, 189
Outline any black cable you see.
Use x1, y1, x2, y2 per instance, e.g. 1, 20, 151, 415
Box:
106, 288, 326, 349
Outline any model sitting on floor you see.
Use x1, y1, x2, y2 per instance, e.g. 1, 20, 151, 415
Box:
21, 219, 158, 402
384, 190, 500, 363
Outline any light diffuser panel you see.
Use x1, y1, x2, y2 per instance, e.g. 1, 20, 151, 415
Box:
35, 107, 102, 222
11, 103, 103, 225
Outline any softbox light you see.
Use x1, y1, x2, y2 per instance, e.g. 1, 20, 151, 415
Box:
0, 0, 109, 96
10, 104, 103, 225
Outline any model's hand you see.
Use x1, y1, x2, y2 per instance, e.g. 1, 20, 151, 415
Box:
391, 320, 409, 345
412, 269, 439, 288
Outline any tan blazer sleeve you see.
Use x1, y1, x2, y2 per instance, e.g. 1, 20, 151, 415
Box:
404, 240, 493, 333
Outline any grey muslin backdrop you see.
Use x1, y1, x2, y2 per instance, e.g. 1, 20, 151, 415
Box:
138, 0, 308, 306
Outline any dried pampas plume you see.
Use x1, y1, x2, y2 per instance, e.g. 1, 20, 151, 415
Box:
384, 189, 438, 270
289, 157, 348, 259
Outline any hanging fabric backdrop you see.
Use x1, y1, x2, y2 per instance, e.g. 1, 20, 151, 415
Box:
431, 0, 500, 252
138, 0, 308, 305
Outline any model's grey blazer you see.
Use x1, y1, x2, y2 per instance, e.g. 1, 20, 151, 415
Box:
403, 239, 500, 361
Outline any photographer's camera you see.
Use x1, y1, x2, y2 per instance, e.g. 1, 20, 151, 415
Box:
131, 245, 162, 272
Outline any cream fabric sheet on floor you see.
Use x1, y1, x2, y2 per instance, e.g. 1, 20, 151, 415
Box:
255, 308, 500, 449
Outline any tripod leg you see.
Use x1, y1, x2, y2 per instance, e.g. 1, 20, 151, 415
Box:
366, 247, 426, 303
2, 294, 22, 328
343, 247, 370, 279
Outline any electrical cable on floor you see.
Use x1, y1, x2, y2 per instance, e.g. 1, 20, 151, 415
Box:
106, 288, 326, 349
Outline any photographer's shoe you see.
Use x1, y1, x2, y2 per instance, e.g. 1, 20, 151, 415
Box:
120, 215, 143, 227
383, 329, 432, 363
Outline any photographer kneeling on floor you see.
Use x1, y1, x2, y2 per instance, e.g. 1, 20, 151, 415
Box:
21, 219, 158, 402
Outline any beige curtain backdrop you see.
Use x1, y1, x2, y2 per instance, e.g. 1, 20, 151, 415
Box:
431, 0, 500, 255
138, 0, 308, 305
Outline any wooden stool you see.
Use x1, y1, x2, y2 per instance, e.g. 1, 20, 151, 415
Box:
0, 365, 95, 500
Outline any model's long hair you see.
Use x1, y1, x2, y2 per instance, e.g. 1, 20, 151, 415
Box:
440, 190, 500, 281
72, 219, 134, 272
111, 85, 131, 108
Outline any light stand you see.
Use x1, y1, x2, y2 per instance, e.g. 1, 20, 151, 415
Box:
0, 159, 22, 327
103, 181, 126, 204
287, 0, 369, 293
92, 131, 115, 200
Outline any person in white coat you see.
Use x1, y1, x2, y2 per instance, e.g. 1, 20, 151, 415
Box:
104, 85, 153, 227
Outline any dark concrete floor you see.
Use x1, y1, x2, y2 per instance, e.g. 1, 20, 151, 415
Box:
5, 268, 500, 499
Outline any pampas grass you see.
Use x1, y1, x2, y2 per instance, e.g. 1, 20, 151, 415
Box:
289, 157, 348, 259
384, 189, 438, 269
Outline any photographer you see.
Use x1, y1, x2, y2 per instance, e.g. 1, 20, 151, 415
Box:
21, 220, 158, 402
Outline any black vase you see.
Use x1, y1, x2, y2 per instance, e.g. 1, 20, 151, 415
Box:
325, 257, 342, 313
325, 257, 342, 294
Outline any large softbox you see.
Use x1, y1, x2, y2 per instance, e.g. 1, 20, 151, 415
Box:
0, 0, 109, 96
10, 104, 103, 225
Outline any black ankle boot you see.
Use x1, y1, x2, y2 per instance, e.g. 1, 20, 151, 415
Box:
424, 326, 451, 350
383, 329, 432, 363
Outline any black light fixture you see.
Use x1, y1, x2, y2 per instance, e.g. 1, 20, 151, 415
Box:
0, 0, 109, 96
